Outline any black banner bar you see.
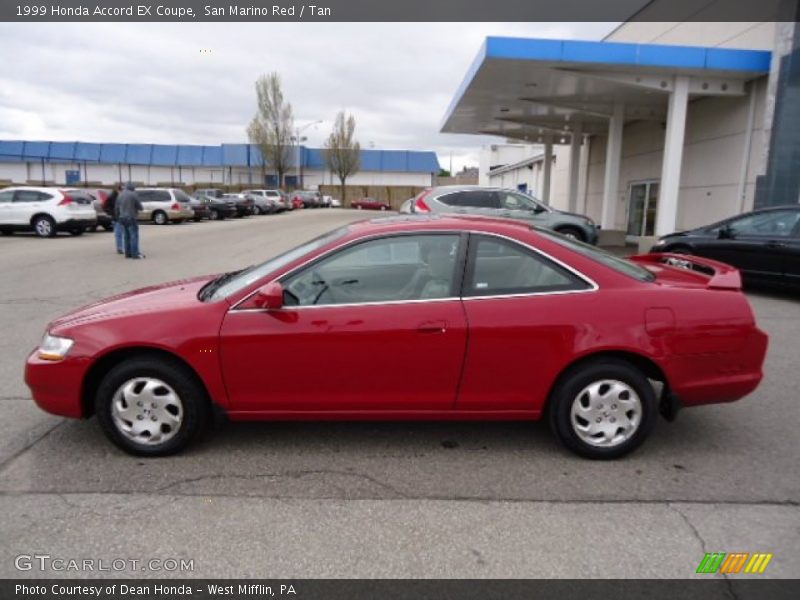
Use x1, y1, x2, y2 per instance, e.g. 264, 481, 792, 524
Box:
0, 0, 797, 22
2, 579, 800, 600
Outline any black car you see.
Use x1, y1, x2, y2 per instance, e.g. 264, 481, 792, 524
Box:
651, 205, 800, 289
187, 196, 211, 221
195, 195, 236, 220
222, 193, 256, 217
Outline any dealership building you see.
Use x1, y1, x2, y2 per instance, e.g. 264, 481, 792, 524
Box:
443, 19, 799, 246
0, 142, 439, 189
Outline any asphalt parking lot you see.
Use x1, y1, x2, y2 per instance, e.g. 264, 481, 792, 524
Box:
0, 209, 798, 579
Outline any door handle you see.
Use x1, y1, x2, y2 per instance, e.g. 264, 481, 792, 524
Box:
417, 320, 447, 334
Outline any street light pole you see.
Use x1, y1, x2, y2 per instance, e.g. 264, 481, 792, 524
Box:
294, 120, 322, 189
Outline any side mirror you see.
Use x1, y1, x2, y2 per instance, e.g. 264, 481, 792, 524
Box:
718, 224, 733, 239
533, 205, 546, 214
252, 282, 284, 310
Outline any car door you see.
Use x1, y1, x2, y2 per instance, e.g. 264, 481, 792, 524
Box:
12, 189, 49, 225
219, 233, 468, 413
456, 234, 595, 412
782, 218, 800, 286
496, 191, 544, 224
699, 210, 800, 282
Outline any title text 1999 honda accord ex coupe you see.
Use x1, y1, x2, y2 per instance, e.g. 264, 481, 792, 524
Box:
25, 215, 768, 459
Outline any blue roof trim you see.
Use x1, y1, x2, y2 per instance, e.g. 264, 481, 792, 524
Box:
482, 36, 771, 72
441, 38, 489, 131
0, 140, 440, 173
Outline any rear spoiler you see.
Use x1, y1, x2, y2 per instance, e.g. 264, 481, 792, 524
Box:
629, 253, 742, 290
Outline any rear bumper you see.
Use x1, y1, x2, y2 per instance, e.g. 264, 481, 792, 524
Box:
56, 218, 97, 231
663, 328, 768, 407
25, 350, 88, 418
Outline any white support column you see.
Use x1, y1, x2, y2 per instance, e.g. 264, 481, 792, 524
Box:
542, 141, 553, 205
601, 103, 624, 229
567, 122, 583, 213
656, 75, 690, 236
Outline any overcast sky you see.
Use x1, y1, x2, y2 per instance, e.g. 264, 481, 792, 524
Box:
0, 22, 616, 172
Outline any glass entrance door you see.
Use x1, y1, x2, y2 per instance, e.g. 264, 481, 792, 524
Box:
626, 181, 660, 239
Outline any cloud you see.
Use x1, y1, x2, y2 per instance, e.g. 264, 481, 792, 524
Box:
0, 22, 616, 171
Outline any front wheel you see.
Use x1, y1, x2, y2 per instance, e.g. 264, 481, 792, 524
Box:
548, 359, 657, 459
95, 357, 210, 456
153, 211, 168, 225
555, 226, 585, 242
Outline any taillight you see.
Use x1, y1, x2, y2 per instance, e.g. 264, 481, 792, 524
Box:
414, 192, 432, 213
171, 202, 180, 210
58, 195, 74, 206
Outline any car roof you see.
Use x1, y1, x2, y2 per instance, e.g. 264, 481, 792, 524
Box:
347, 214, 534, 237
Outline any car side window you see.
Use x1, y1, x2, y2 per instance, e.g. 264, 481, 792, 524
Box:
13, 190, 46, 203
282, 234, 461, 306
499, 192, 537, 211
0, 191, 14, 203
728, 210, 800, 238
465, 236, 590, 297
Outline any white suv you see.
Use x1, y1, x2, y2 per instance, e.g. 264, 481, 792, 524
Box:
241, 189, 287, 213
0, 187, 97, 238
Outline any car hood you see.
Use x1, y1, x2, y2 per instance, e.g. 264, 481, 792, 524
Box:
49, 275, 217, 331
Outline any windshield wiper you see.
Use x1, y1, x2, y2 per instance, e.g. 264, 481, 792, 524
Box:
198, 269, 244, 301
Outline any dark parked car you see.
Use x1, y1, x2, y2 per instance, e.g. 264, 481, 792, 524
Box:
352, 197, 391, 211
195, 195, 236, 220
292, 190, 322, 208
222, 193, 256, 217
650, 205, 800, 289
187, 196, 211, 221
403, 186, 599, 244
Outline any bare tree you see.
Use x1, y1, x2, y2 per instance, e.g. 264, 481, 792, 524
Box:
324, 111, 360, 205
247, 73, 294, 188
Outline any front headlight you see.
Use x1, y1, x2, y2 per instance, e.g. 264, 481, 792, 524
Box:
38, 333, 74, 361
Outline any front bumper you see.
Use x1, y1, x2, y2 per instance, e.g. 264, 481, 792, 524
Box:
25, 350, 89, 418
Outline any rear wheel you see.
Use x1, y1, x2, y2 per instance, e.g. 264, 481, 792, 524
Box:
555, 226, 585, 242
153, 211, 168, 225
33, 215, 57, 238
95, 357, 209, 456
548, 358, 657, 459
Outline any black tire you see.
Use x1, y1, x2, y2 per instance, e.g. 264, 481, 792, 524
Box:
95, 356, 210, 456
210, 209, 220, 221
555, 226, 585, 243
548, 358, 657, 459
152, 211, 168, 225
0, 230, 13, 236
69, 228, 84, 236
32, 215, 57, 238
193, 216, 202, 222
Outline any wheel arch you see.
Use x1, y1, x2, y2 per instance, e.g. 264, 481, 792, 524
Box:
81, 346, 212, 418
29, 212, 55, 226
545, 349, 671, 413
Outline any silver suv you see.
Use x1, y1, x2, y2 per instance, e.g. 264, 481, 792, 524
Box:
403, 186, 599, 244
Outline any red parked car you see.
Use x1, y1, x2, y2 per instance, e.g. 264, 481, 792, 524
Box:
25, 216, 768, 458
352, 197, 391, 211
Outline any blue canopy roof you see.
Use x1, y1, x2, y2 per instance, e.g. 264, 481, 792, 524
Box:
0, 140, 440, 173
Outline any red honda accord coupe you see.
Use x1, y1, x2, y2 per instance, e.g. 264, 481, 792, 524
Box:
25, 215, 768, 458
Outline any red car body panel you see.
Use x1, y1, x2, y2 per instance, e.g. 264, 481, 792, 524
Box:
25, 217, 768, 422
352, 198, 391, 211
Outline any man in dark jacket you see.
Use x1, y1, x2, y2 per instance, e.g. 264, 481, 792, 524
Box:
116, 183, 145, 259
105, 184, 124, 254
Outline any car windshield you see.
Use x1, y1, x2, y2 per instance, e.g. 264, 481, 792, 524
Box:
536, 228, 655, 282
201, 226, 352, 301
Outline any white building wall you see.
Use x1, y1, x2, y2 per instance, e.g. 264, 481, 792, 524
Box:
479, 143, 541, 185
578, 76, 768, 232
606, 22, 775, 50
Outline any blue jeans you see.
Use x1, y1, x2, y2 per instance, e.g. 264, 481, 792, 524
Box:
119, 216, 140, 258
112, 220, 125, 253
